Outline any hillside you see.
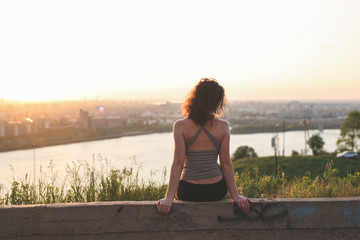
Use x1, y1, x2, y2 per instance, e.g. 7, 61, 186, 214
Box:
232, 154, 360, 179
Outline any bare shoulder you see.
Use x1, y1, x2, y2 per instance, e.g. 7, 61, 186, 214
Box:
173, 118, 190, 131
213, 118, 230, 131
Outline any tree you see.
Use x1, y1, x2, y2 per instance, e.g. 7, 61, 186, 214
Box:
337, 110, 360, 151
291, 150, 299, 157
307, 134, 325, 156
231, 145, 258, 161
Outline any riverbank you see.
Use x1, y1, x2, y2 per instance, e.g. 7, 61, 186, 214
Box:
0, 126, 172, 153
232, 154, 360, 179
230, 119, 342, 134
0, 120, 342, 153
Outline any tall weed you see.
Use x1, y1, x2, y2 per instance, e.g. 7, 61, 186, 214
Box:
1, 155, 167, 205
1, 158, 359, 205
236, 161, 360, 198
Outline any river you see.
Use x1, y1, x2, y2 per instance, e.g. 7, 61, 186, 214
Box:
0, 129, 340, 191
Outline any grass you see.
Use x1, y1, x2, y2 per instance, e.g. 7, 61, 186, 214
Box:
1, 155, 167, 205
235, 161, 360, 198
1, 154, 360, 205
232, 153, 360, 179
232, 154, 360, 198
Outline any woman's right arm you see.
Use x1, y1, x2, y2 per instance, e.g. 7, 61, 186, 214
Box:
156, 120, 186, 216
219, 121, 252, 214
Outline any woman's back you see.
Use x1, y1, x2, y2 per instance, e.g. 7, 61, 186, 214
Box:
181, 118, 227, 152
178, 118, 229, 182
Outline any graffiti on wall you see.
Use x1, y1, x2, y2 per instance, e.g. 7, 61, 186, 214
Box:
337, 202, 360, 226
289, 204, 315, 218
217, 202, 288, 222
217, 201, 360, 227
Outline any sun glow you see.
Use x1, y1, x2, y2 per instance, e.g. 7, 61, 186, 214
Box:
1, 0, 360, 102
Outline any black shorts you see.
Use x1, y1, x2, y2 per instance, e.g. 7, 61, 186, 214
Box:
176, 178, 228, 202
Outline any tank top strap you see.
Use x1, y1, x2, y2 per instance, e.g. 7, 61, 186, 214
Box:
202, 127, 220, 149
185, 128, 202, 148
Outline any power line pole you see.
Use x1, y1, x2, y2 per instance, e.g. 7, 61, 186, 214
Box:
303, 118, 309, 155
33, 142, 36, 198
282, 120, 285, 156
272, 123, 280, 178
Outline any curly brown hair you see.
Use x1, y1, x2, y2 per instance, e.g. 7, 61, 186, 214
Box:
182, 78, 227, 126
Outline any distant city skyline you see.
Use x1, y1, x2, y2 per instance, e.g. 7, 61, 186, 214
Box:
1, 0, 360, 102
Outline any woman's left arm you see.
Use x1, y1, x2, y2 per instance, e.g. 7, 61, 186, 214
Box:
219, 122, 252, 214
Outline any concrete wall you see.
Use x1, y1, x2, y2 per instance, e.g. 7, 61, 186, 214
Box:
1, 198, 360, 240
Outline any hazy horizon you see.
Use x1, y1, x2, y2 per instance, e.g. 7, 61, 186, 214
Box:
2, 97, 360, 105
1, 0, 360, 102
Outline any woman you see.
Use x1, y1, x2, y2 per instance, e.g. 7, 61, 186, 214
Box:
156, 78, 251, 216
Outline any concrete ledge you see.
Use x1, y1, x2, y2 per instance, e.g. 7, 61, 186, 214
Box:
1, 198, 360, 239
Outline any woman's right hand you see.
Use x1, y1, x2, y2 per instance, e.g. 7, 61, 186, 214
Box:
233, 195, 252, 215
156, 197, 173, 216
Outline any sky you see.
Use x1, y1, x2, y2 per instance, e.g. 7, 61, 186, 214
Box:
1, 0, 360, 102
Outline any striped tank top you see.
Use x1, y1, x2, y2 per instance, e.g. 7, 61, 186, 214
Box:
181, 127, 223, 180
